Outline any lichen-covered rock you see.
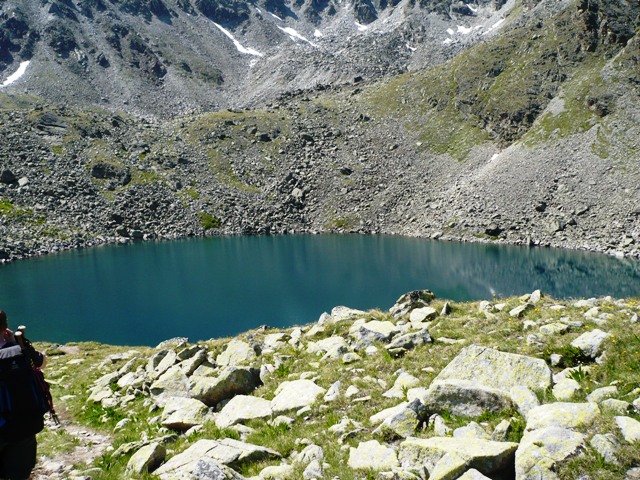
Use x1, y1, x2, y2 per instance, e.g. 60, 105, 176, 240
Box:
215, 394, 273, 428
615, 416, 640, 443
525, 403, 600, 431
160, 396, 209, 431
389, 290, 436, 318
590, 433, 619, 464
150, 366, 190, 399
383, 372, 421, 399
126, 442, 166, 474
348, 440, 399, 470
270, 379, 325, 414
154, 438, 279, 478
509, 386, 540, 419
216, 339, 257, 366
552, 378, 581, 401
373, 407, 419, 439
586, 385, 618, 404
419, 379, 515, 417
432, 345, 552, 393
408, 307, 438, 323
190, 367, 261, 407
307, 336, 348, 359
458, 469, 492, 479
398, 436, 518, 478
349, 320, 400, 347
515, 427, 586, 480
570, 329, 610, 358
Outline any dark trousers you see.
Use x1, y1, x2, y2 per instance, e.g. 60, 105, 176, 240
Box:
0, 435, 36, 480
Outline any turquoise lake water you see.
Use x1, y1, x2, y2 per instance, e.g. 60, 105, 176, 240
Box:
0, 235, 638, 346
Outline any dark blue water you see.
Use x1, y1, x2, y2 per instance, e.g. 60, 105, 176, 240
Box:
0, 235, 638, 346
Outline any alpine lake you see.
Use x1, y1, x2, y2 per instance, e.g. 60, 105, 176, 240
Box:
1, 234, 639, 346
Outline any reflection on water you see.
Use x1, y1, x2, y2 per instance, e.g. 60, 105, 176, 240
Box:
0, 235, 638, 346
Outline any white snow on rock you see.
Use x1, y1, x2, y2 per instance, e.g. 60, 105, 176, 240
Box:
447, 28, 455, 35
214, 23, 264, 57
277, 26, 318, 47
457, 25, 473, 34
1, 61, 30, 88
483, 19, 505, 36
314, 29, 323, 38
269, 11, 283, 21
355, 22, 368, 32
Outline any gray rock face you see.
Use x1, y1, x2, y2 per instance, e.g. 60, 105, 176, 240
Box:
389, 290, 436, 318
190, 367, 261, 407
399, 436, 518, 479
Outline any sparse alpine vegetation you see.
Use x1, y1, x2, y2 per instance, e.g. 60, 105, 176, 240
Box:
35, 289, 640, 479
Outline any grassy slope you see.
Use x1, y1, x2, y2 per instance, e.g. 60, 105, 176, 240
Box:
38, 294, 640, 479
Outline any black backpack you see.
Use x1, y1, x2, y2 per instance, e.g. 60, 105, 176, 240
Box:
0, 345, 49, 438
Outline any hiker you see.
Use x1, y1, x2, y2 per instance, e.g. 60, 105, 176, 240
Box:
0, 309, 47, 480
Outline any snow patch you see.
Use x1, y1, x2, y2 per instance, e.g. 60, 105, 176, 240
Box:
1, 61, 30, 88
278, 26, 318, 47
314, 29, 323, 38
406, 43, 416, 52
457, 25, 473, 34
483, 19, 505, 35
447, 28, 454, 35
355, 22, 368, 32
255, 7, 262, 14
490, 153, 499, 161
214, 23, 263, 57
268, 11, 283, 21
467, 4, 478, 12
442, 38, 454, 45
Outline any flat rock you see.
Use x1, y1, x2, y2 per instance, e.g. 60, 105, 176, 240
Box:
349, 320, 400, 347
432, 345, 552, 393
271, 379, 325, 414
515, 427, 586, 480
348, 440, 399, 471
525, 402, 600, 431
409, 307, 438, 323
399, 436, 518, 478
552, 378, 582, 401
216, 395, 273, 428
154, 438, 279, 478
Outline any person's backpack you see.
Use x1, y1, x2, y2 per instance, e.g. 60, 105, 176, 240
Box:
0, 345, 50, 437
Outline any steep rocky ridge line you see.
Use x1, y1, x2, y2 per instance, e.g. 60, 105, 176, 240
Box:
0, 0, 638, 262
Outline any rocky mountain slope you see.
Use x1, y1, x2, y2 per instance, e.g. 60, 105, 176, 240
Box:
0, 0, 638, 262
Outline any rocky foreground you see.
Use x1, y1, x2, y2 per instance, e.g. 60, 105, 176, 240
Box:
39, 290, 640, 479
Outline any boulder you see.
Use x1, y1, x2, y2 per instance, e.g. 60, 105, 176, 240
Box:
150, 366, 190, 399
590, 433, 619, 464
370, 402, 410, 425
386, 329, 432, 354
179, 349, 208, 376
156, 458, 246, 480
160, 396, 209, 431
525, 402, 600, 431
216, 395, 273, 428
515, 427, 586, 480
271, 379, 325, 414
586, 385, 618, 404
409, 307, 438, 324
190, 367, 261, 407
307, 336, 348, 359
383, 372, 421, 399
509, 386, 540, 419
373, 408, 420, 439
389, 290, 436, 318
419, 379, 515, 417
615, 416, 640, 443
552, 378, 581, 401
217, 339, 257, 366
570, 329, 610, 358
348, 440, 399, 471
126, 442, 166, 474
431, 345, 552, 393
154, 438, 279, 478
349, 320, 400, 347
399, 437, 518, 478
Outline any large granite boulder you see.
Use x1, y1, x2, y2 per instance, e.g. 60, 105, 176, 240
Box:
570, 329, 610, 358
433, 345, 552, 393
126, 442, 166, 474
418, 379, 515, 417
399, 437, 518, 479
389, 290, 436, 318
349, 320, 401, 348
150, 366, 190, 399
525, 402, 600, 431
190, 367, 261, 407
